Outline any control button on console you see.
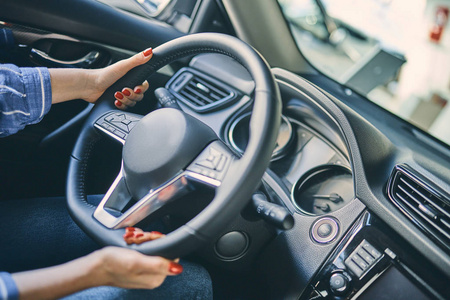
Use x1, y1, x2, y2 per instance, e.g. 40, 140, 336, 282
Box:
362, 241, 381, 259
357, 248, 375, 264
311, 217, 339, 244
384, 248, 397, 259
351, 254, 369, 271
317, 223, 333, 238
344, 239, 382, 278
329, 273, 349, 295
345, 260, 363, 278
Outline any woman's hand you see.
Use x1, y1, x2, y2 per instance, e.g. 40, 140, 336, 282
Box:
49, 48, 152, 108
85, 48, 152, 109
92, 226, 182, 289
12, 244, 183, 300
92, 246, 183, 290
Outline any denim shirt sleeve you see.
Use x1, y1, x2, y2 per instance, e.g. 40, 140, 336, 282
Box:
0, 64, 52, 137
0, 272, 19, 300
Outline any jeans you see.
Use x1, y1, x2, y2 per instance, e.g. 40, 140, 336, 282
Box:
0, 195, 213, 299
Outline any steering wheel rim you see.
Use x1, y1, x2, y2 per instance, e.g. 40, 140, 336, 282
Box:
67, 33, 281, 259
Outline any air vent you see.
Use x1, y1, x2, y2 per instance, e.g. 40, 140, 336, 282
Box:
167, 68, 238, 113
388, 165, 450, 252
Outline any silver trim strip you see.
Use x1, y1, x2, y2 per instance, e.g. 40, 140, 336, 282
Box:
94, 123, 126, 144
31, 48, 100, 67
93, 169, 220, 229
185, 171, 221, 188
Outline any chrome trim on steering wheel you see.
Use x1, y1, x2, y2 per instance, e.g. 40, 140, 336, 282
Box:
93, 168, 221, 229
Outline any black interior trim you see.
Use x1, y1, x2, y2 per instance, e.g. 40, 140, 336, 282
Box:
0, 0, 183, 51
272, 68, 450, 277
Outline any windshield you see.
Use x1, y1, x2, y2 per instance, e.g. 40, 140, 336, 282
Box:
278, 0, 450, 146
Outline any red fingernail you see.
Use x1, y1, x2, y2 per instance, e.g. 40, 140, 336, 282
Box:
134, 88, 142, 94
122, 89, 131, 96
169, 262, 183, 274
135, 233, 144, 238
123, 232, 134, 238
115, 92, 124, 100
126, 227, 136, 232
115, 100, 122, 107
143, 48, 153, 57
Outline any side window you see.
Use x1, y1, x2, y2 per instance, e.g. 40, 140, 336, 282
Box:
279, 0, 450, 146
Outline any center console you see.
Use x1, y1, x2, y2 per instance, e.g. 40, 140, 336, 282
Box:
303, 211, 448, 300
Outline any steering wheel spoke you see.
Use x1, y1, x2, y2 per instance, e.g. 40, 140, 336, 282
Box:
94, 140, 235, 229
93, 166, 193, 229
94, 110, 143, 143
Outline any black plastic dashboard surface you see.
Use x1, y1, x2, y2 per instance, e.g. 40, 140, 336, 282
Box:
272, 68, 450, 280
179, 53, 449, 299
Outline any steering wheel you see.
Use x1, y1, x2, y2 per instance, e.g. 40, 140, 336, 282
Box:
67, 33, 281, 259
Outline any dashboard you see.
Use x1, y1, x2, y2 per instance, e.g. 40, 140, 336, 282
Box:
157, 53, 450, 299
2, 16, 447, 298
1, 1, 448, 299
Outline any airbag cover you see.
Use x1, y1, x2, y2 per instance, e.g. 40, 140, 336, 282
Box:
123, 108, 216, 199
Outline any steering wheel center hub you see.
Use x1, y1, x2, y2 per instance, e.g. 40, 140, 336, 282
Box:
122, 108, 216, 199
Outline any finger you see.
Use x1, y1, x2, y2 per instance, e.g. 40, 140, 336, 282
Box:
123, 227, 143, 244
168, 261, 183, 275
107, 48, 153, 80
126, 227, 143, 233
149, 231, 165, 240
114, 99, 126, 110
141, 256, 183, 276
114, 91, 127, 110
132, 231, 165, 245
132, 256, 183, 281
133, 80, 149, 95
123, 231, 165, 245
114, 92, 137, 109
115, 80, 149, 109
121, 88, 144, 102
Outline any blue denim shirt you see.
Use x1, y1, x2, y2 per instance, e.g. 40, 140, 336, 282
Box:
0, 28, 52, 137
0, 28, 52, 299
